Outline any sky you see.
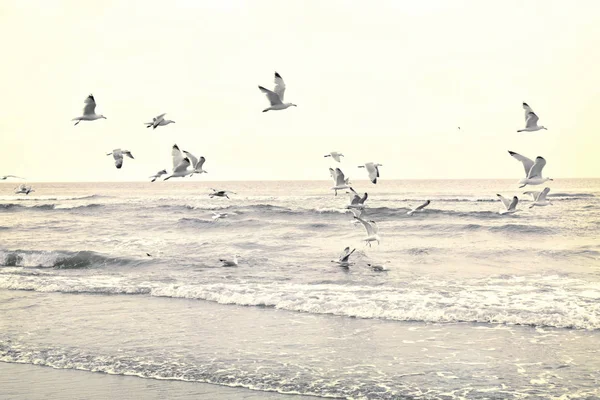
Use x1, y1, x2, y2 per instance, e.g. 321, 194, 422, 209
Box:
1, 0, 599, 182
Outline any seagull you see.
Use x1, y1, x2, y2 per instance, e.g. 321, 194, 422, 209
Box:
145, 113, 175, 129
367, 263, 388, 272
517, 103, 547, 132
358, 162, 382, 184
332, 247, 356, 268
258, 72, 297, 112
72, 94, 106, 126
183, 150, 207, 175
524, 187, 552, 208
324, 152, 344, 162
497, 194, 519, 215
354, 217, 380, 247
329, 168, 351, 196
106, 149, 134, 169
407, 200, 431, 216
14, 184, 34, 195
149, 169, 167, 182
508, 151, 553, 188
210, 188, 236, 199
164, 144, 192, 180
220, 255, 239, 267
1, 175, 25, 180
347, 187, 368, 210
212, 211, 229, 221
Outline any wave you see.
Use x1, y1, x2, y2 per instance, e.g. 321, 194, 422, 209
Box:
1, 274, 598, 330
0, 194, 105, 201
0, 203, 104, 211
0, 250, 138, 269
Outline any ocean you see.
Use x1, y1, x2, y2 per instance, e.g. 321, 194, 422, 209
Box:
1, 179, 599, 399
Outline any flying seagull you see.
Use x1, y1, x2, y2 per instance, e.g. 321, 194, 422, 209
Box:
347, 187, 368, 210
1, 175, 25, 180
358, 162, 382, 184
354, 217, 380, 247
524, 187, 552, 208
508, 151, 553, 188
72, 94, 106, 126
183, 150, 207, 175
149, 169, 167, 182
220, 255, 240, 267
517, 102, 547, 132
407, 200, 431, 215
324, 152, 344, 162
329, 168, 351, 196
106, 149, 134, 169
164, 144, 192, 180
210, 188, 236, 199
258, 72, 297, 112
332, 247, 356, 268
14, 184, 34, 195
497, 194, 519, 215
145, 113, 175, 129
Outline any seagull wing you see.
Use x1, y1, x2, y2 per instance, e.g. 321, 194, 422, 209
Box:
527, 156, 546, 179
523, 191, 541, 201
359, 192, 368, 204
329, 168, 337, 183
522, 102, 534, 117
335, 168, 346, 186
496, 194, 511, 210
331, 153, 341, 162
155, 113, 166, 122
350, 194, 360, 205
197, 156, 206, 170
173, 157, 191, 173
123, 151, 134, 159
273, 72, 286, 102
537, 187, 551, 201
171, 144, 183, 170
525, 112, 539, 129
340, 248, 355, 262
415, 200, 431, 211
183, 151, 198, 168
355, 217, 375, 236
258, 86, 282, 106
83, 94, 97, 116
508, 196, 519, 211
508, 151, 535, 177
350, 208, 363, 218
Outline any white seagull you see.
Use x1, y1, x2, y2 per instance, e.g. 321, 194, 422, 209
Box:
210, 188, 236, 199
106, 149, 134, 169
14, 184, 34, 195
149, 169, 167, 182
524, 187, 552, 208
508, 151, 553, 188
183, 150, 207, 175
517, 102, 547, 132
220, 255, 239, 267
497, 194, 519, 215
164, 144, 192, 180
324, 152, 344, 162
367, 263, 388, 272
72, 94, 106, 126
354, 217, 380, 247
1, 175, 25, 180
347, 187, 368, 210
407, 200, 431, 216
145, 113, 175, 129
258, 72, 297, 112
358, 162, 382, 184
332, 247, 356, 268
329, 168, 351, 196
212, 211, 229, 221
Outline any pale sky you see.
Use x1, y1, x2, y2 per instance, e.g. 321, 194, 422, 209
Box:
1, 0, 599, 182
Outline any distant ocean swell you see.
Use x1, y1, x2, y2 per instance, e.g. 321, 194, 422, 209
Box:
1, 270, 598, 330
0, 250, 140, 269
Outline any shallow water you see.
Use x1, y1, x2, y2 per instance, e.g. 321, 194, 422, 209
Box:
1, 179, 599, 398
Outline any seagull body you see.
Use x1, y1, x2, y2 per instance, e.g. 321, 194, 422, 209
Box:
258, 72, 297, 112
164, 144, 192, 180
517, 103, 547, 132
1, 175, 25, 180
72, 94, 106, 126
14, 184, 34, 195
329, 168, 350, 196
354, 217, 380, 247
497, 194, 519, 215
210, 188, 235, 199
508, 151, 553, 188
106, 149, 134, 169
220, 255, 239, 267
367, 263, 388, 272
324, 152, 344, 162
212, 211, 229, 221
347, 187, 368, 210
407, 200, 431, 216
149, 169, 167, 182
524, 187, 552, 208
183, 151, 207, 175
358, 162, 382, 184
145, 113, 175, 129
332, 247, 356, 268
